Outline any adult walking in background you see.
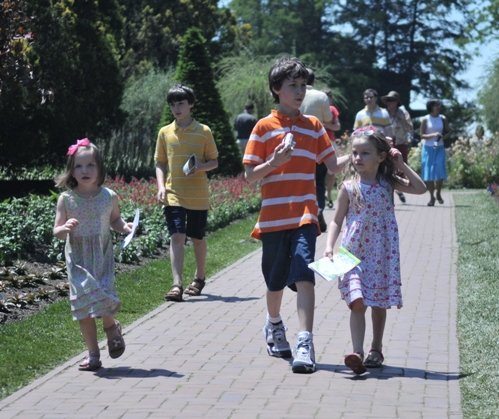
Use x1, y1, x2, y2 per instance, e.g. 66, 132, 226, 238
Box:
234, 102, 258, 156
382, 91, 413, 203
324, 90, 341, 209
353, 88, 391, 134
300, 68, 336, 232
420, 99, 449, 206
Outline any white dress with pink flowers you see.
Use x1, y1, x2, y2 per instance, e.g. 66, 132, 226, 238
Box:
339, 179, 402, 309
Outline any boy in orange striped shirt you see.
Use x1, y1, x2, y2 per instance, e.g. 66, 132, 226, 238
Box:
243, 57, 349, 373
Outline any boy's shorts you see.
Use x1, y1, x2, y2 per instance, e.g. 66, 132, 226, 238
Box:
164, 206, 208, 240
261, 224, 316, 292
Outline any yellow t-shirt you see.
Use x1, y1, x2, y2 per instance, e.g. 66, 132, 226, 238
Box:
154, 119, 219, 210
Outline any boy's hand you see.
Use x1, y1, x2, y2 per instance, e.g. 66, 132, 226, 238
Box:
270, 142, 293, 167
157, 187, 166, 202
324, 247, 334, 260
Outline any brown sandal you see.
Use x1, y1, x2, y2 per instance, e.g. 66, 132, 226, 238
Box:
364, 349, 384, 368
345, 352, 366, 375
165, 285, 183, 302
184, 278, 206, 296
104, 321, 126, 359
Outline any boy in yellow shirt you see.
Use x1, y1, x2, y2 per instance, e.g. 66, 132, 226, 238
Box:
155, 84, 219, 301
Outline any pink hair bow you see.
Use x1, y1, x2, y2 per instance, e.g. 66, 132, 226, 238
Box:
67, 138, 91, 156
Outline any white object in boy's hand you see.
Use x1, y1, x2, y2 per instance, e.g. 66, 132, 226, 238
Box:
282, 133, 296, 151
182, 154, 197, 175
122, 209, 140, 249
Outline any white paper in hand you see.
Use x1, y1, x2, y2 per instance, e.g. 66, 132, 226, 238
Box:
308, 247, 361, 281
122, 208, 140, 249
182, 154, 196, 175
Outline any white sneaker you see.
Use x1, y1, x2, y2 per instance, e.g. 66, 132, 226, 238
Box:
292, 331, 316, 373
263, 321, 292, 358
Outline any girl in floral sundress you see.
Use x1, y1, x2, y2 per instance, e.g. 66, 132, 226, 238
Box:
324, 126, 426, 374
53, 139, 132, 371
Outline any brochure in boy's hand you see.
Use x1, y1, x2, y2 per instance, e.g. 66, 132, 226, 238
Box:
122, 208, 140, 249
182, 154, 197, 175
308, 247, 361, 281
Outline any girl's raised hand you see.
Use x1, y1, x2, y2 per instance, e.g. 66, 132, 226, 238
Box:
389, 148, 404, 169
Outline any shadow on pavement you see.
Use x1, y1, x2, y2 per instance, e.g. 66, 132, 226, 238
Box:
94, 367, 183, 379
332, 364, 470, 380
184, 293, 260, 303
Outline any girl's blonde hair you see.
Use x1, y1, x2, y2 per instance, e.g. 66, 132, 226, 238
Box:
55, 142, 105, 189
347, 128, 398, 209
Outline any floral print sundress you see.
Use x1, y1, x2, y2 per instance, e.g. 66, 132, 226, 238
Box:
339, 179, 402, 309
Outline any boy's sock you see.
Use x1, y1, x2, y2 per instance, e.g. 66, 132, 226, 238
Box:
267, 314, 282, 325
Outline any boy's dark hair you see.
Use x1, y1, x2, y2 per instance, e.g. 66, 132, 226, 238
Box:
167, 84, 195, 105
306, 68, 315, 85
244, 102, 254, 112
363, 88, 378, 98
268, 57, 308, 103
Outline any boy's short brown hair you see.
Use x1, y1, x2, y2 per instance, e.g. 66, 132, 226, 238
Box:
268, 57, 308, 103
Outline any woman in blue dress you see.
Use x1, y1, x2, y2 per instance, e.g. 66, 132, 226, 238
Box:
420, 99, 449, 206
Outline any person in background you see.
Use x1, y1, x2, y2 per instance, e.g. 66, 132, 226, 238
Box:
324, 89, 341, 209
420, 99, 449, 206
381, 90, 413, 203
234, 102, 258, 156
300, 68, 337, 232
353, 88, 391, 134
155, 84, 219, 301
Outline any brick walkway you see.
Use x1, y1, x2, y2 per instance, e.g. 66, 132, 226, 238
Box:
0, 192, 462, 418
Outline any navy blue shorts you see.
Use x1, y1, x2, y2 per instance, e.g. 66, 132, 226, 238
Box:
164, 206, 208, 240
261, 224, 316, 292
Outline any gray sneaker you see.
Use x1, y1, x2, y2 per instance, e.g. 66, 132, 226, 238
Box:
263, 321, 292, 358
292, 331, 316, 373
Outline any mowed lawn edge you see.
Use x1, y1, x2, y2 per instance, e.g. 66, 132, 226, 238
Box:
454, 191, 498, 419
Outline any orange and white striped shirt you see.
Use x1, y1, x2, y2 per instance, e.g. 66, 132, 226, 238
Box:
243, 110, 335, 239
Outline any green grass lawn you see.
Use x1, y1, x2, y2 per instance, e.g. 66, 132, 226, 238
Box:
454, 192, 498, 418
0, 214, 260, 400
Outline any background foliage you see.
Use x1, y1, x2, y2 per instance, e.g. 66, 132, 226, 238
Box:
1, 0, 497, 176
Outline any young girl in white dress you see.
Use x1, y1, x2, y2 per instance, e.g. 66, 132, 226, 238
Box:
53, 139, 132, 371
324, 126, 426, 374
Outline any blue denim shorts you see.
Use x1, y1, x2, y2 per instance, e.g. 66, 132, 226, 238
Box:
164, 206, 208, 240
261, 224, 316, 292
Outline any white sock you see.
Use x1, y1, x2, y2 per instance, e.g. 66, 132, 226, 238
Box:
267, 314, 282, 324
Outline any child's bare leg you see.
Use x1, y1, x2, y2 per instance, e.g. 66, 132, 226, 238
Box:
79, 317, 99, 353
192, 238, 206, 279
102, 315, 117, 331
266, 289, 284, 318
350, 299, 367, 354
170, 232, 186, 286
371, 306, 387, 351
296, 281, 315, 332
